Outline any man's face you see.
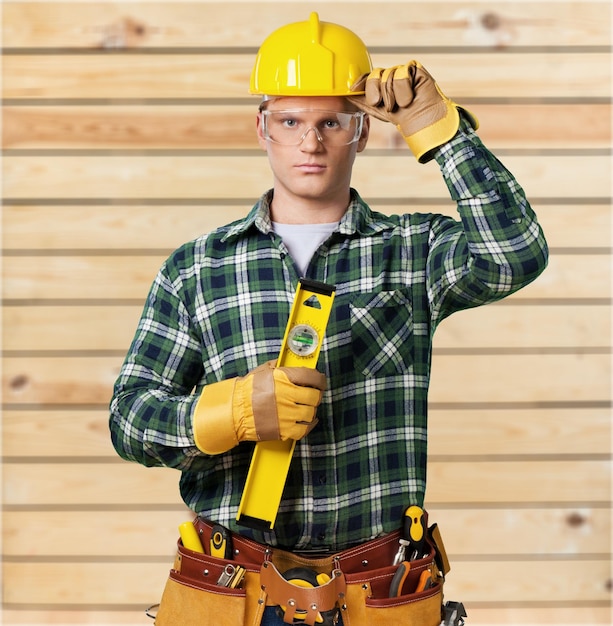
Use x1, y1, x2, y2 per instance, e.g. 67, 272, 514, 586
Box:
256, 96, 369, 210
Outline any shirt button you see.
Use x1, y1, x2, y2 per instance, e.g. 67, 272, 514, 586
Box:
317, 532, 326, 541
317, 474, 327, 485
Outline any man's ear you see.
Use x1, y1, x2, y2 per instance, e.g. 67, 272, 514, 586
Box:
256, 113, 268, 151
357, 114, 370, 153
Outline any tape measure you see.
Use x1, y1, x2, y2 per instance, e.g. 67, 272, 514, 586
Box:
236, 278, 335, 531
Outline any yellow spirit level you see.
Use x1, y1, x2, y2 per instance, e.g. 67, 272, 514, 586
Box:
236, 278, 335, 531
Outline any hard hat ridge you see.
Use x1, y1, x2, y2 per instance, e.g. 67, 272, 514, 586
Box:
308, 11, 321, 45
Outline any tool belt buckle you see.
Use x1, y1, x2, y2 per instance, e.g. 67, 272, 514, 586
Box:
260, 557, 346, 626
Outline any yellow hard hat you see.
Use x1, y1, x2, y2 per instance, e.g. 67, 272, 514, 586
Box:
250, 12, 372, 96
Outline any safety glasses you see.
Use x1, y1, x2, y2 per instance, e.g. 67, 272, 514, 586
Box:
260, 109, 365, 146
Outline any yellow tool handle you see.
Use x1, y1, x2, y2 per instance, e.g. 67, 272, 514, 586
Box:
179, 521, 204, 553
404, 505, 426, 559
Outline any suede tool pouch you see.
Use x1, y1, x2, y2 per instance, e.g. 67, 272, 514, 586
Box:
154, 542, 265, 626
153, 515, 447, 626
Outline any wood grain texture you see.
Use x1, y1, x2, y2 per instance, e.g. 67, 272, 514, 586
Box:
5, 303, 610, 351
3, 2, 610, 49
3, 407, 610, 458
4, 52, 612, 101
4, 154, 610, 201
2, 1, 611, 624
4, 103, 612, 150
3, 459, 610, 507
4, 253, 610, 302
3, 203, 611, 250
2, 353, 611, 406
1, 559, 610, 606
3, 508, 609, 557
1, 607, 610, 625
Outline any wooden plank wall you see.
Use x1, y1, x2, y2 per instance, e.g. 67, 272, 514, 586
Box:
2, 1, 611, 624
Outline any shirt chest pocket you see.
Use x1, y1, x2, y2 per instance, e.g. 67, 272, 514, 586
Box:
349, 289, 415, 378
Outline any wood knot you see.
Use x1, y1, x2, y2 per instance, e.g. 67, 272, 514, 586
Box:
455, 8, 514, 48
565, 511, 587, 528
9, 374, 29, 390
98, 17, 149, 49
481, 12, 502, 31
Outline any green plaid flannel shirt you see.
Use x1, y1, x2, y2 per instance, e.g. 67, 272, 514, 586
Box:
110, 121, 548, 550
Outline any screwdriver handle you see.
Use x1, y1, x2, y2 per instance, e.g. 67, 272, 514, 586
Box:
403, 505, 426, 559
179, 521, 205, 553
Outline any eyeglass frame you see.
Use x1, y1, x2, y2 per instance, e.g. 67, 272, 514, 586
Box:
258, 108, 366, 146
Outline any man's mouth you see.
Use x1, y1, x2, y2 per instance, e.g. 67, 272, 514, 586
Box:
296, 163, 326, 173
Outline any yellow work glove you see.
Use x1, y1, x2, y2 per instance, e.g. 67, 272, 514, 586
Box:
349, 61, 478, 163
193, 360, 326, 455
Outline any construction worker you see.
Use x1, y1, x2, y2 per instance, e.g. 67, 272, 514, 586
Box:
110, 13, 548, 625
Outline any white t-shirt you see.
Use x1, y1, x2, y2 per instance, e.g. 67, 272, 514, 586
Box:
272, 221, 339, 276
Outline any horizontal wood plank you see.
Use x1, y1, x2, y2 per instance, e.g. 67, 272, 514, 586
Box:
427, 459, 611, 504
5, 303, 609, 352
3, 462, 180, 507
2, 558, 609, 605
3, 254, 609, 302
2, 204, 251, 251
2, 510, 191, 558
1, 606, 610, 625
3, 561, 168, 606
4, 103, 611, 150
3, 607, 611, 625
3, 459, 610, 506
417, 506, 612, 558
428, 407, 612, 456
2, 2, 611, 624
4, 406, 610, 458
2, 355, 123, 406
444, 559, 611, 604
3, 507, 609, 557
3, 410, 117, 458
3, 53, 611, 100
428, 352, 611, 404
2, 203, 610, 250
0, 609, 152, 625
432, 304, 611, 349
454, 607, 612, 624
3, 2, 610, 49
3, 353, 610, 406
4, 154, 609, 200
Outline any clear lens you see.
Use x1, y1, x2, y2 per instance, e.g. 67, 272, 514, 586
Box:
261, 109, 364, 146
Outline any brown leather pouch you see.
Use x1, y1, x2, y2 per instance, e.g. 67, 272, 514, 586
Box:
154, 537, 266, 626
153, 514, 447, 626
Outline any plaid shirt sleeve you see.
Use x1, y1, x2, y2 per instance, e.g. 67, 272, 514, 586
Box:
109, 250, 212, 471
428, 116, 549, 324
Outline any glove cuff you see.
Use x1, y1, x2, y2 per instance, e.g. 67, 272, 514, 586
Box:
404, 102, 479, 163
403, 100, 459, 163
193, 378, 239, 455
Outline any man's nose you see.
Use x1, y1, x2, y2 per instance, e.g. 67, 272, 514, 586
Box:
299, 127, 324, 149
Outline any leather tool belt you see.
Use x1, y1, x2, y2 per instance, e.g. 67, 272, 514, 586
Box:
153, 513, 450, 626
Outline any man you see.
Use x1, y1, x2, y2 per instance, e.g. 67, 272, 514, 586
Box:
110, 13, 548, 625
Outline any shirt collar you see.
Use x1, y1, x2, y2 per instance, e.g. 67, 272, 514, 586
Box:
221, 191, 273, 242
221, 189, 389, 242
